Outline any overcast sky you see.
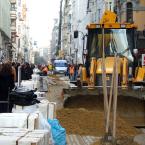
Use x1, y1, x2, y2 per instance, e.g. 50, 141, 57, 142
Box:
27, 0, 60, 47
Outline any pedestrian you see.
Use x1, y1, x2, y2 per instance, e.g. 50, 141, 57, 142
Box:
0, 62, 15, 112
11, 62, 17, 82
74, 64, 79, 81
21, 62, 33, 80
69, 64, 75, 81
15, 62, 20, 82
66, 64, 70, 78
77, 64, 83, 78
77, 64, 83, 87
42, 65, 48, 75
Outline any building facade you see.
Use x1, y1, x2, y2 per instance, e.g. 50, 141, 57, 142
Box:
61, 0, 72, 61
16, 0, 30, 63
10, 0, 17, 61
60, 0, 114, 64
0, 0, 11, 62
54, 0, 145, 64
51, 19, 59, 61
116, 0, 145, 49
116, 0, 145, 29
60, 0, 90, 64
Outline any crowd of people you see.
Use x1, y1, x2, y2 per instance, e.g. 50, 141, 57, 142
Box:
0, 61, 54, 113
0, 60, 83, 113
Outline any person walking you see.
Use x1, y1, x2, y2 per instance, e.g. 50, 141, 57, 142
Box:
11, 62, 17, 82
21, 62, 33, 80
0, 62, 15, 112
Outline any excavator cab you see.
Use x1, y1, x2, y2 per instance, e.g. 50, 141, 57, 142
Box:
86, 28, 134, 60
85, 25, 137, 87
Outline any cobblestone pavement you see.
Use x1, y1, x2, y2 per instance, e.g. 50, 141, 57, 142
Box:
47, 76, 69, 110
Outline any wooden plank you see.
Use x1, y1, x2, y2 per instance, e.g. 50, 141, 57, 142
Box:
67, 134, 99, 145
112, 56, 119, 139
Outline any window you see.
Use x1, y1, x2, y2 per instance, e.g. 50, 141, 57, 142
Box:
11, 19, 16, 27
126, 2, 133, 23
11, 36, 16, 43
11, 4, 16, 11
86, 28, 135, 61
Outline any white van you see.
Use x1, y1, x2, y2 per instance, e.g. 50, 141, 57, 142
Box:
54, 60, 68, 74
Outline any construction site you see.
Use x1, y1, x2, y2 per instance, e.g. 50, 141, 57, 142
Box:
0, 0, 145, 145
55, 9, 145, 145
47, 74, 144, 145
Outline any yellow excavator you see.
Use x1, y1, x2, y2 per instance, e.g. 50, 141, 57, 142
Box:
63, 10, 145, 127
81, 10, 145, 87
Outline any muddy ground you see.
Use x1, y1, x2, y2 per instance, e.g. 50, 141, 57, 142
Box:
56, 95, 144, 145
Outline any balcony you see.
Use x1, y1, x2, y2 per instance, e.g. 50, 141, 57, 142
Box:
10, 11, 17, 19
11, 26, 16, 33
10, 0, 16, 4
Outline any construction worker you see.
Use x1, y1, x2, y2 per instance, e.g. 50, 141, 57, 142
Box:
69, 64, 75, 81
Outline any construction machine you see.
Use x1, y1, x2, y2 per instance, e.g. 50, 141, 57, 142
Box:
63, 10, 145, 127
64, 10, 145, 96
86, 11, 145, 87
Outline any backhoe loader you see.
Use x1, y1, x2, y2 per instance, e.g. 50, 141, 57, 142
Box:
63, 11, 145, 127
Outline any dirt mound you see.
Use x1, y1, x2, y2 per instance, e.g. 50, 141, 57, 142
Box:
57, 108, 140, 137
64, 95, 145, 126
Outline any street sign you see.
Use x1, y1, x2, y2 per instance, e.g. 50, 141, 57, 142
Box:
142, 54, 145, 66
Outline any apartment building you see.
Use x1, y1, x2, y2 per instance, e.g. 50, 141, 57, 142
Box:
0, 0, 11, 61
56, 0, 145, 64
61, 0, 109, 63
16, 0, 30, 63
60, 0, 90, 63
10, 0, 17, 61
51, 19, 59, 60
116, 0, 145, 49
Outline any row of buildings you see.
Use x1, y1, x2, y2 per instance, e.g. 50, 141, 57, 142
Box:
0, 0, 27, 63
50, 0, 145, 64
0, 0, 48, 64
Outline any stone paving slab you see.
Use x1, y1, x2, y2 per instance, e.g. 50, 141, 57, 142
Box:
67, 134, 100, 145
134, 134, 145, 145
